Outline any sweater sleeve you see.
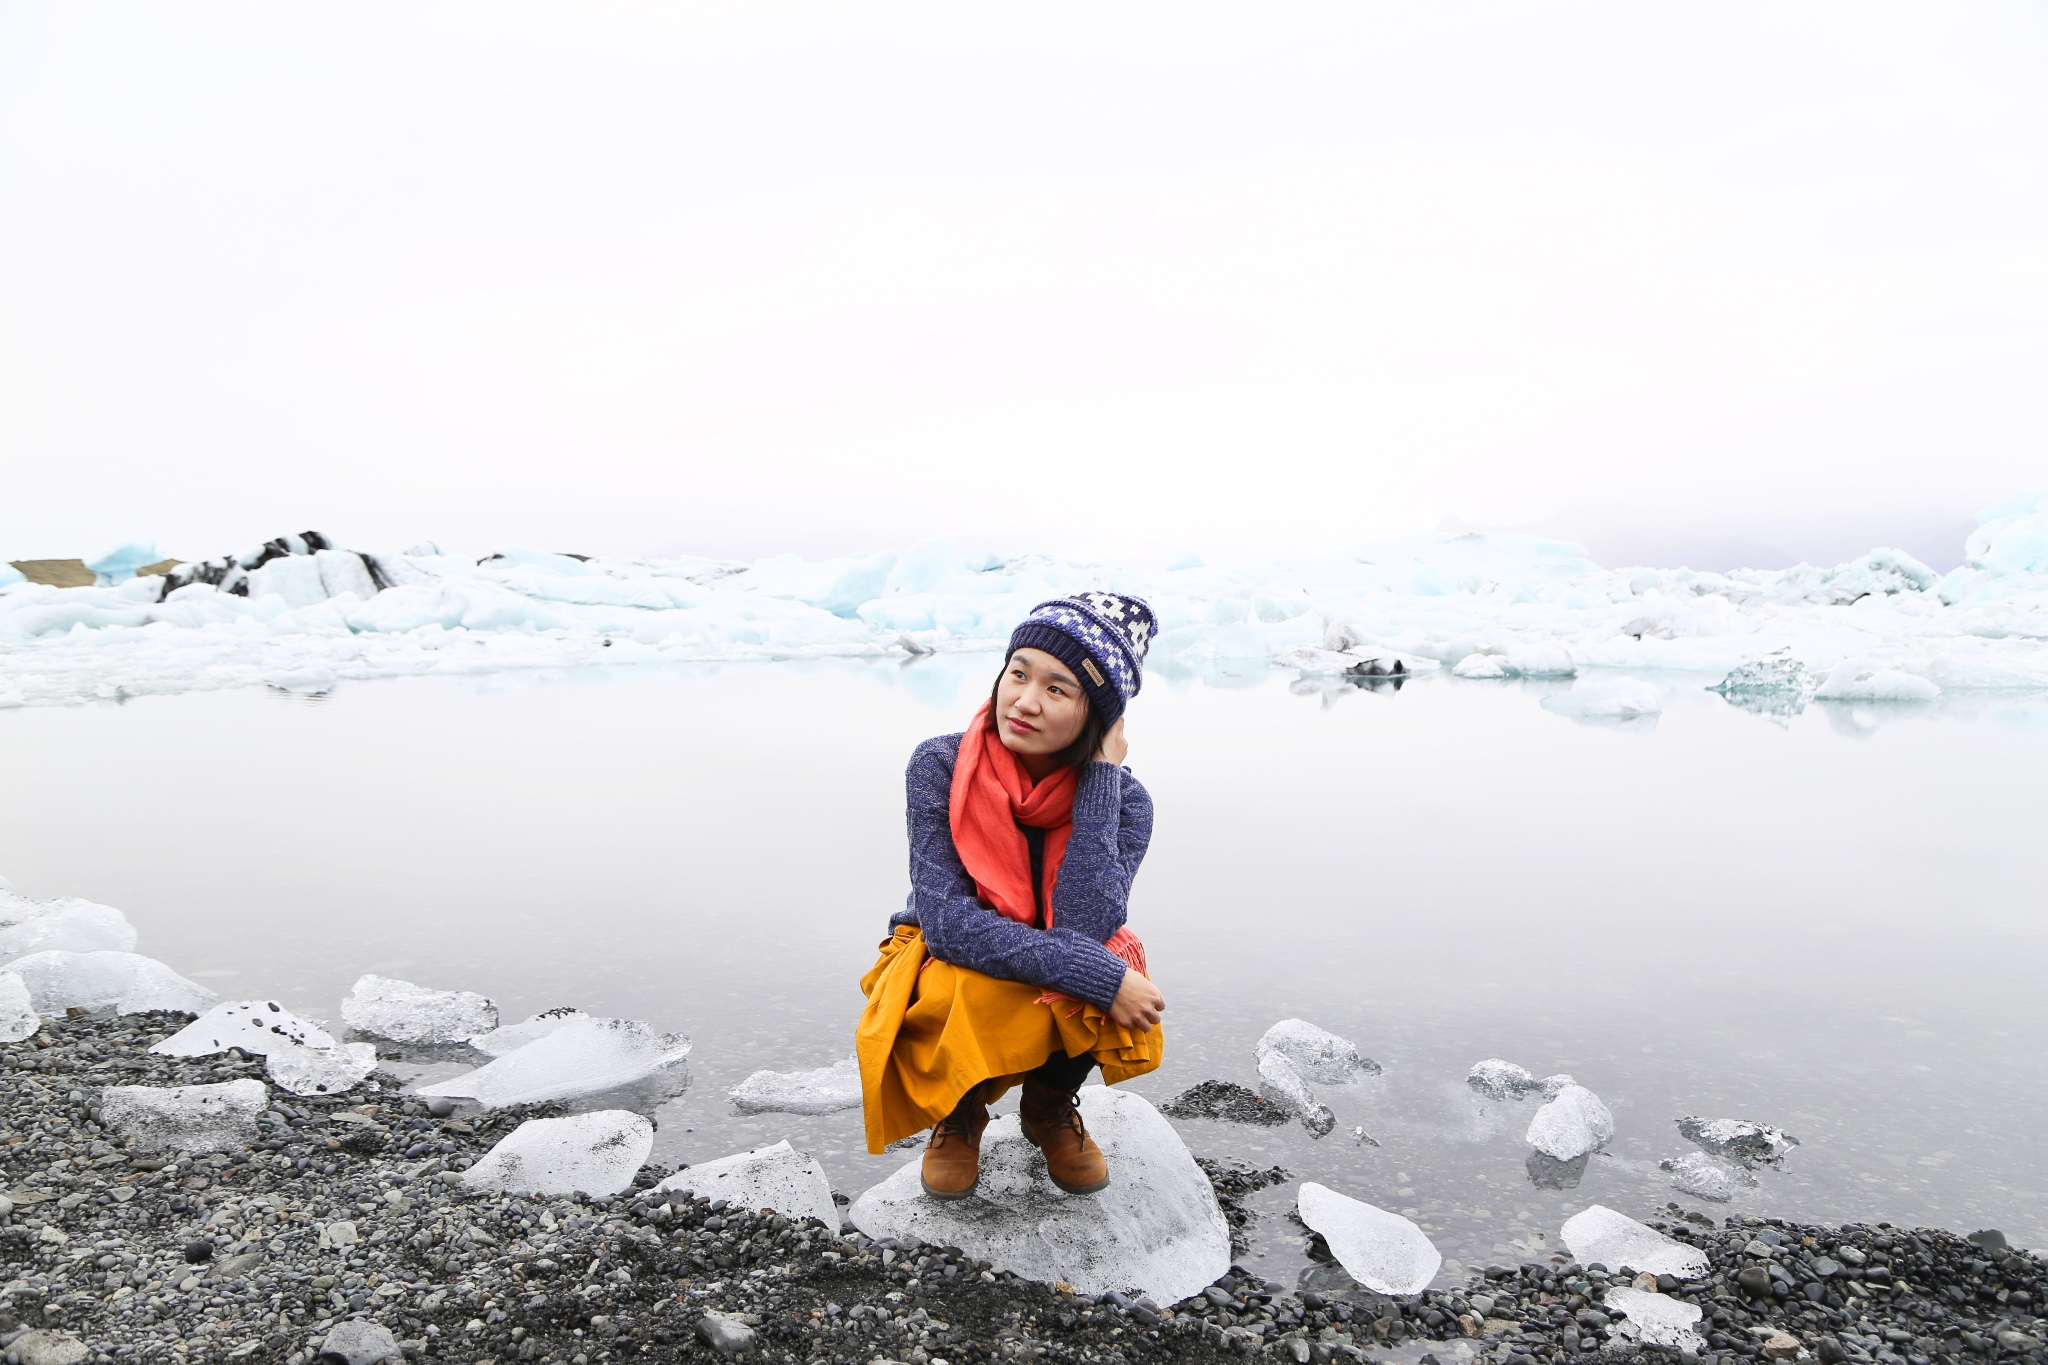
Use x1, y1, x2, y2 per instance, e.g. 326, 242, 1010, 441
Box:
892, 735, 1132, 1011
1046, 761, 1154, 945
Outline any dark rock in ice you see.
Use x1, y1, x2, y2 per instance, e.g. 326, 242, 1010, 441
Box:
1526, 1150, 1591, 1189
1162, 1078, 1290, 1125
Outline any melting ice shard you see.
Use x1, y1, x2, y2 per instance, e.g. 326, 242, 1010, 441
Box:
99, 1079, 268, 1153
1467, 1058, 1541, 1101
471, 1007, 586, 1057
728, 1056, 861, 1116
1526, 1084, 1614, 1160
1559, 1205, 1710, 1279
1604, 1286, 1706, 1350
152, 1000, 339, 1056
656, 1140, 838, 1228
340, 974, 497, 1045
851, 1089, 1230, 1307
414, 1015, 691, 1108
463, 1110, 654, 1198
1255, 1048, 1336, 1138
0, 971, 36, 1043
1296, 1182, 1442, 1296
265, 1040, 380, 1097
1676, 1116, 1800, 1169
0, 895, 137, 958
4, 950, 218, 1016
1255, 1019, 1380, 1084
1660, 1152, 1754, 1202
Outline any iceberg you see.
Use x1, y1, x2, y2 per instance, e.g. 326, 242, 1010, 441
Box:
463, 1110, 655, 1198
1660, 1151, 1753, 1202
850, 1088, 1230, 1306
655, 1139, 837, 1228
1255, 1019, 1380, 1084
471, 1006, 587, 1057
1604, 1285, 1707, 1351
1675, 1116, 1800, 1169
86, 541, 163, 585
0, 896, 137, 958
340, 974, 497, 1045
1813, 663, 1940, 702
1296, 1182, 1442, 1295
414, 1014, 691, 1108
1467, 1058, 1540, 1101
1712, 652, 1817, 704
1452, 653, 1508, 678
99, 1079, 268, 1153
4, 950, 217, 1015
1255, 1047, 1336, 1138
1559, 1205, 1710, 1279
0, 970, 37, 1042
264, 1039, 380, 1097
727, 1055, 862, 1116
1526, 1084, 1614, 1160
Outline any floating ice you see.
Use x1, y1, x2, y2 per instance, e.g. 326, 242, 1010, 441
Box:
0, 971, 36, 1042
1526, 1084, 1614, 1160
1542, 676, 1661, 723
1676, 1116, 1800, 1169
1539, 1072, 1577, 1098
415, 1015, 691, 1108
340, 974, 497, 1045
656, 1140, 837, 1227
1255, 1019, 1380, 1085
1296, 1182, 1442, 1295
1712, 652, 1817, 703
1814, 663, 1941, 702
0, 896, 137, 958
86, 541, 162, 585
1452, 653, 1508, 678
1467, 1058, 1540, 1100
98, 1079, 268, 1153
728, 1055, 861, 1116
4, 950, 217, 1015
1604, 1286, 1706, 1350
463, 1110, 655, 1198
1559, 1205, 1710, 1279
1256, 1048, 1337, 1138
152, 999, 340, 1056
850, 1088, 1230, 1306
471, 1007, 587, 1057
1660, 1152, 1754, 1202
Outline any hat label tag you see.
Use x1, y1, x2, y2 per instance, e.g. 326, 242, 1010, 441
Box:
1081, 659, 1105, 687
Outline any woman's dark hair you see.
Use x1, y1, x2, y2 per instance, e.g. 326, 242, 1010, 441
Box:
988, 657, 1108, 768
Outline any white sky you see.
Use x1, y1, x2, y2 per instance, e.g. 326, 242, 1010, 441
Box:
3, 2, 2045, 570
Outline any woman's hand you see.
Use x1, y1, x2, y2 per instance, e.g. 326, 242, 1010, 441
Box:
1108, 968, 1164, 1031
1095, 717, 1128, 767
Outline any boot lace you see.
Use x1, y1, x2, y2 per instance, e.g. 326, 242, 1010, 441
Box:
1033, 1089, 1086, 1138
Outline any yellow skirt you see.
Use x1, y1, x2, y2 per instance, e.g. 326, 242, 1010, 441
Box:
855, 925, 1164, 1154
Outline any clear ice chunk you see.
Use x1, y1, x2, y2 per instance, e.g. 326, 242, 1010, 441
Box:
1467, 1058, 1540, 1100
414, 1015, 691, 1108
1526, 1083, 1614, 1160
1256, 1019, 1381, 1084
1675, 1116, 1800, 1169
1712, 653, 1816, 702
1659, 1152, 1754, 1202
152, 999, 340, 1056
266, 1040, 380, 1096
0, 970, 36, 1043
340, 973, 497, 1045
1296, 1181, 1442, 1296
4, 950, 218, 1016
1559, 1205, 1710, 1279
471, 1007, 587, 1057
850, 1088, 1231, 1306
0, 896, 137, 958
1604, 1286, 1706, 1350
656, 1139, 838, 1228
728, 1055, 862, 1116
1256, 1048, 1336, 1137
99, 1079, 268, 1153
1539, 1073, 1577, 1098
462, 1110, 654, 1198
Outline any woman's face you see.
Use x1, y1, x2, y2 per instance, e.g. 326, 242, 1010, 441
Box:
995, 648, 1089, 760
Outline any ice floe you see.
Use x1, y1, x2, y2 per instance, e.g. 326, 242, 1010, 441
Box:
1559, 1205, 1711, 1279
1296, 1182, 1442, 1295
340, 974, 498, 1046
4, 950, 217, 1015
1526, 1084, 1614, 1160
0, 895, 137, 958
0, 971, 37, 1042
415, 1014, 691, 1108
1255, 1019, 1380, 1084
1660, 1151, 1755, 1202
851, 1088, 1230, 1306
1255, 1047, 1336, 1138
656, 1140, 838, 1228
1604, 1285, 1706, 1350
464, 1110, 655, 1198
1676, 1116, 1800, 1168
727, 1056, 862, 1117
99, 1079, 268, 1153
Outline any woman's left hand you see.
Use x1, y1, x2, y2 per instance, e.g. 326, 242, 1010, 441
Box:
1095, 717, 1128, 766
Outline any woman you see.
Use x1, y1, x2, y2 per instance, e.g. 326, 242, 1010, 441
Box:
856, 593, 1167, 1199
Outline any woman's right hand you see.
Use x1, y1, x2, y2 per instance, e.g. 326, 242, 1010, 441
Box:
1095, 717, 1128, 767
1108, 969, 1165, 1031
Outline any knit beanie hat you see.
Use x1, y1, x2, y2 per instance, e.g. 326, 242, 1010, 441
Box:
1005, 592, 1158, 726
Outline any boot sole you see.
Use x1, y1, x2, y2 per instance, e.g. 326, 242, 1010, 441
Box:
919, 1176, 980, 1201
1020, 1127, 1111, 1195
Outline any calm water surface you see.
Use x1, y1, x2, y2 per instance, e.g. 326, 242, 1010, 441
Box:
2, 659, 2043, 1285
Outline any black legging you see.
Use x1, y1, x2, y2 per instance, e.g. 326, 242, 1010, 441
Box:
1025, 1049, 1096, 1092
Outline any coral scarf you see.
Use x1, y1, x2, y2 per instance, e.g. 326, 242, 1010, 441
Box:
948, 702, 1148, 995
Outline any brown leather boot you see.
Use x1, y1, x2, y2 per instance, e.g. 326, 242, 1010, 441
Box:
919, 1084, 992, 1200
1018, 1078, 1110, 1194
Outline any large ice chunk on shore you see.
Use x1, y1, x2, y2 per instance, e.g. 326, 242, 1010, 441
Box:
1256, 1048, 1337, 1138
5, 950, 218, 1015
1256, 1019, 1380, 1084
0, 971, 37, 1042
1467, 1058, 1540, 1101
340, 974, 497, 1045
1560, 1205, 1710, 1279
1676, 1116, 1800, 1169
728, 1055, 862, 1116
656, 1140, 837, 1227
99, 1079, 268, 1153
1604, 1286, 1706, 1350
464, 1110, 654, 1198
1526, 1083, 1614, 1160
851, 1088, 1230, 1306
0, 897, 137, 957
266, 1039, 380, 1097
1297, 1182, 1442, 1295
471, 1007, 586, 1057
414, 1014, 691, 1108
152, 999, 339, 1056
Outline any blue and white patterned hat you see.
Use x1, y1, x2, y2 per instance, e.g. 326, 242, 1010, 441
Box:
1006, 592, 1157, 726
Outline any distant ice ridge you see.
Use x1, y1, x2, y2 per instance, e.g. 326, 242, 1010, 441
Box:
8, 499, 2048, 707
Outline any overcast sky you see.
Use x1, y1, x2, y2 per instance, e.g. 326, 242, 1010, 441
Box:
3, 2, 2044, 571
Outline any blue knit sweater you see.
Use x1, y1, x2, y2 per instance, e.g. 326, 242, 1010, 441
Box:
888, 732, 1154, 1010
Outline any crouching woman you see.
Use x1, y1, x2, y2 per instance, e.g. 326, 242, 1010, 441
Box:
856, 593, 1166, 1199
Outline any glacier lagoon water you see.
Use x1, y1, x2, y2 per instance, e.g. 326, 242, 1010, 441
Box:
2, 657, 2044, 1285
